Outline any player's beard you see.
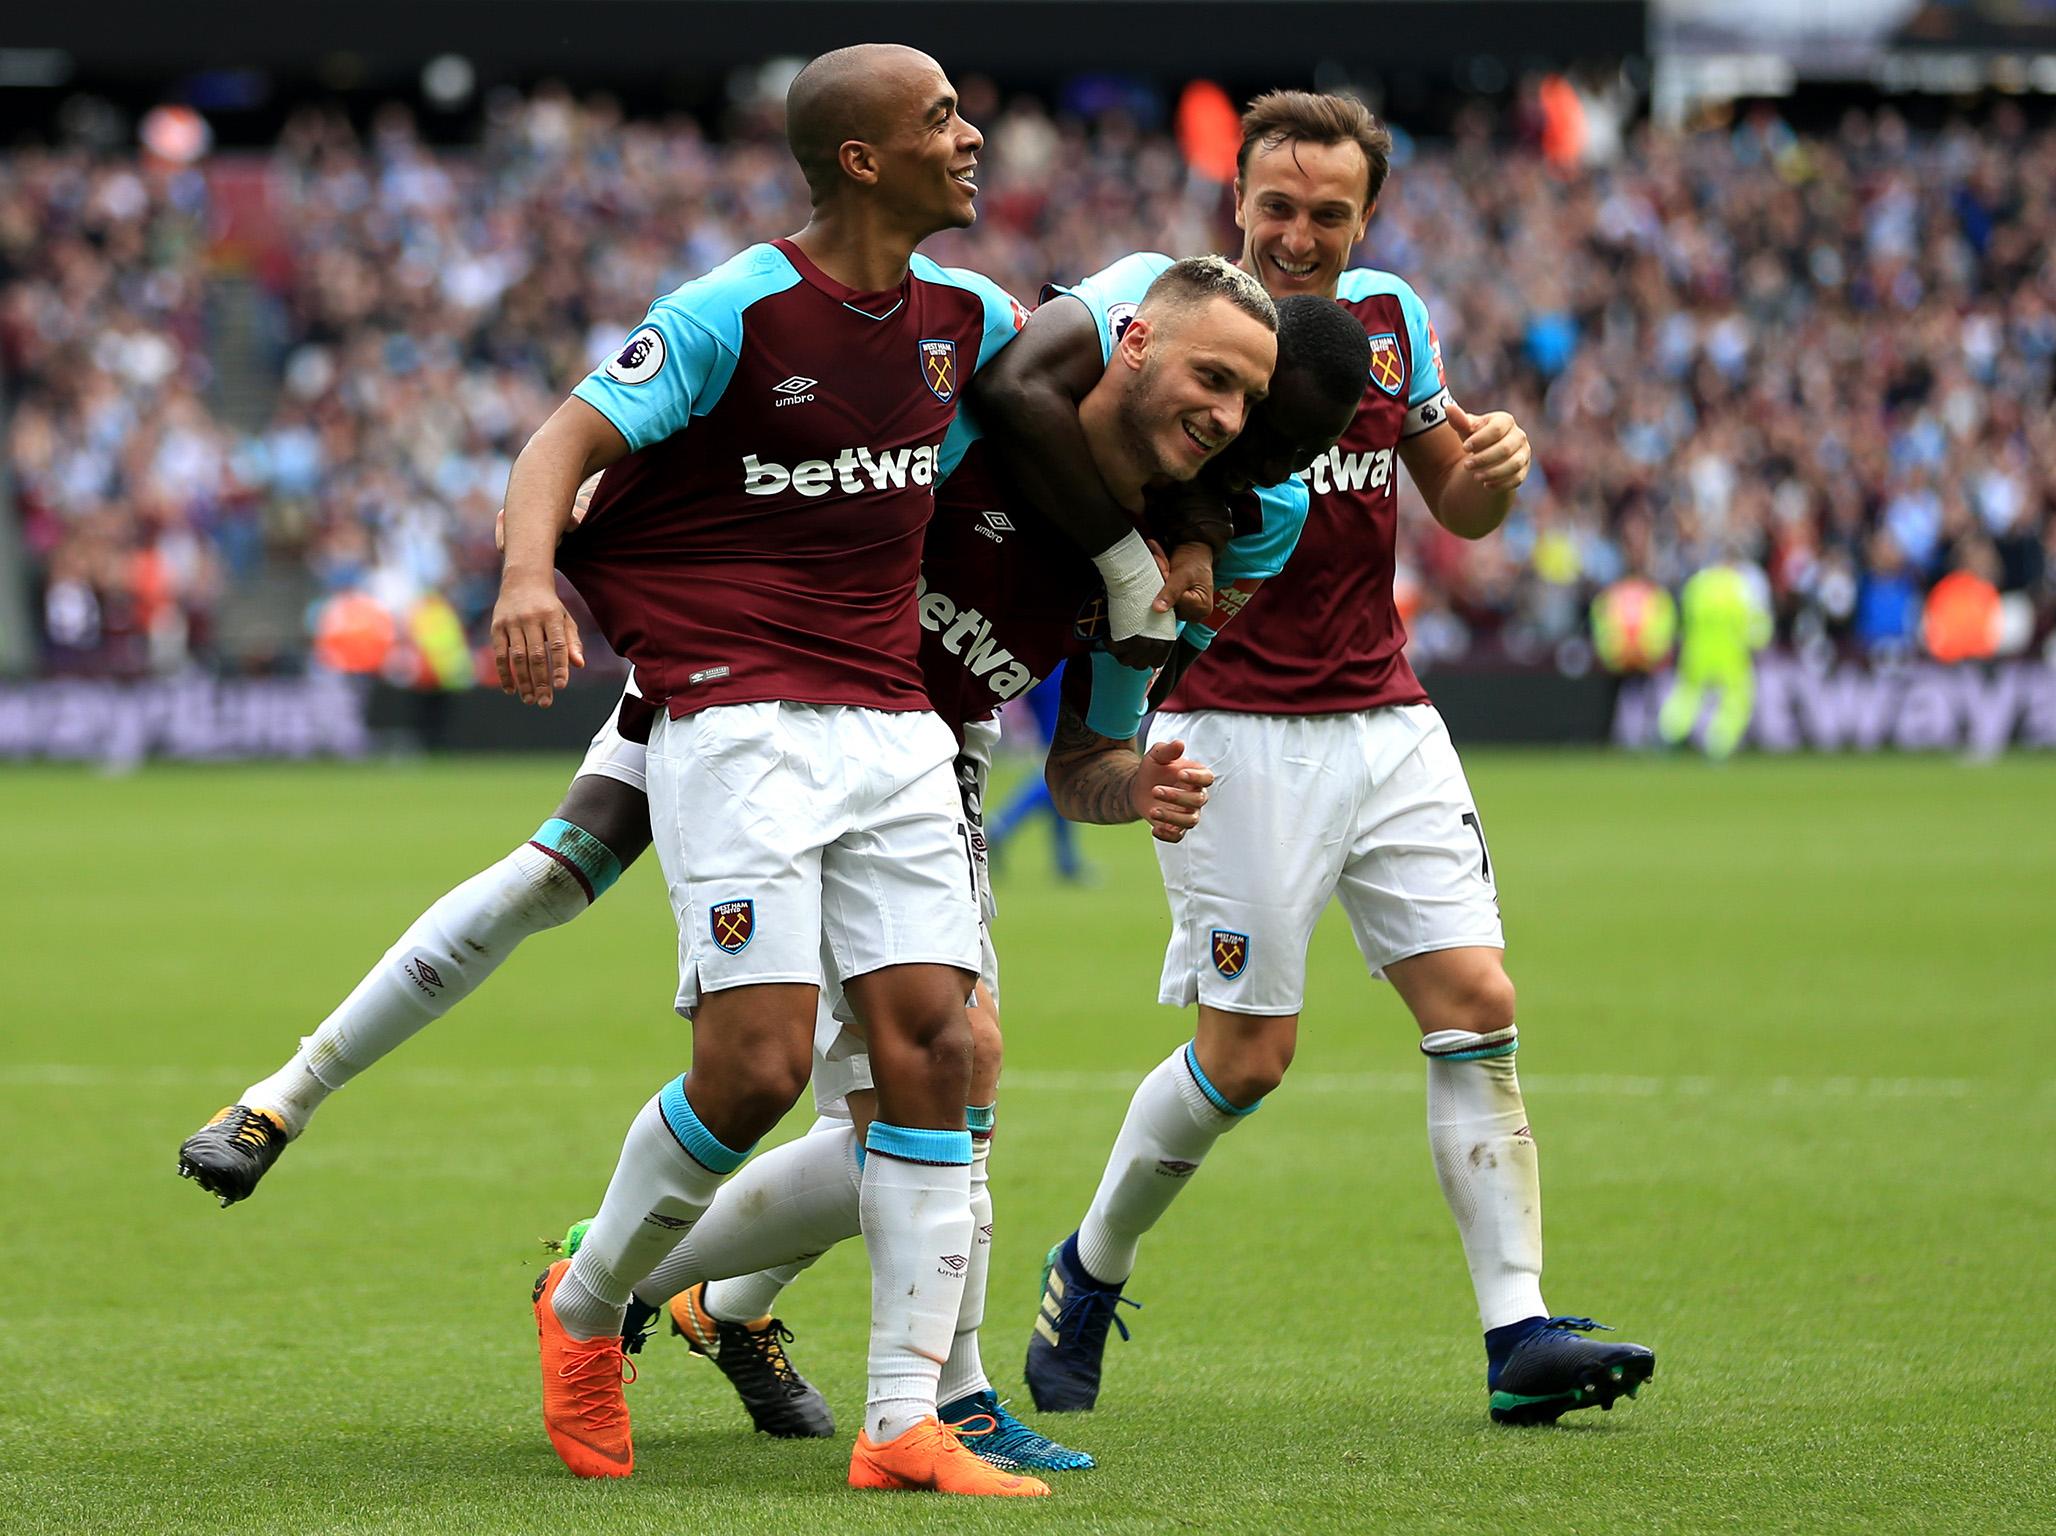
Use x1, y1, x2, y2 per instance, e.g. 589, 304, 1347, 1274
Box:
1115, 354, 1196, 485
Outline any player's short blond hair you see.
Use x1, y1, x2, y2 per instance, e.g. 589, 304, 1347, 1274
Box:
1137, 255, 1278, 334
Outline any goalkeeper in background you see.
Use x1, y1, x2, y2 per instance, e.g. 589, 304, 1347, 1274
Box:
1657, 554, 1772, 760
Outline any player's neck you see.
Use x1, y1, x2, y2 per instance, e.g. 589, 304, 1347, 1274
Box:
788, 208, 923, 295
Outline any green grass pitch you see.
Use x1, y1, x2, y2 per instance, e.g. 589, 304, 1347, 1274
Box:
4, 750, 2051, 1534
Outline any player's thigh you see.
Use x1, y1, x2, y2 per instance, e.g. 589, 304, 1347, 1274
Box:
1336, 710, 1504, 985
1151, 710, 1350, 1018
647, 704, 834, 1017
686, 981, 820, 1141
819, 712, 981, 992
1382, 946, 1516, 1039
560, 678, 654, 857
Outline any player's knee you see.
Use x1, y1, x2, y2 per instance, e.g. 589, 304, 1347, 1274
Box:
966, 1006, 1003, 1085
1433, 967, 1516, 1037
1198, 1017, 1295, 1106
1225, 1033, 1294, 1103
913, 1008, 976, 1087
706, 1039, 812, 1133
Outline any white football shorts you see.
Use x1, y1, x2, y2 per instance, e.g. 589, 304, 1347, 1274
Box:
645, 701, 981, 1017
812, 718, 1001, 1118
572, 672, 652, 794
1152, 704, 1503, 1016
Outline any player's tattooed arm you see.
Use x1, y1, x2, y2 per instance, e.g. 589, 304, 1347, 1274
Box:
1044, 702, 1214, 842
971, 299, 1176, 667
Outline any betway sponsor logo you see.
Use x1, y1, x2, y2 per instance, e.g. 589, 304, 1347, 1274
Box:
915, 575, 1041, 703
1300, 445, 1394, 497
742, 445, 939, 498
1611, 656, 2056, 754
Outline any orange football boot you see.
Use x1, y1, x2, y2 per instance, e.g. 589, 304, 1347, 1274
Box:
848, 1416, 1050, 1497
532, 1259, 635, 1478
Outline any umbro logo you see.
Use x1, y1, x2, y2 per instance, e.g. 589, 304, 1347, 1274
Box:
974, 507, 1014, 543
404, 958, 444, 994
938, 1253, 969, 1276
773, 375, 817, 408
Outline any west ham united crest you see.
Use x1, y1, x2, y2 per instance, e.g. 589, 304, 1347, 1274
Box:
710, 899, 754, 955
1366, 332, 1404, 396
920, 338, 958, 402
1074, 592, 1107, 642
1211, 929, 1249, 979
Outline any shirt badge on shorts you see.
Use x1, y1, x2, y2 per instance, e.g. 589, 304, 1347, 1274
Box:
1366, 333, 1404, 397
711, 899, 755, 955
1210, 929, 1249, 979
920, 339, 958, 402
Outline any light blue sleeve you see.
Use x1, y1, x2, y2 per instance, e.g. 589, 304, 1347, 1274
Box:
919, 258, 1028, 373
1049, 251, 1177, 365
570, 243, 801, 453
1341, 266, 1454, 436
1215, 477, 1310, 585
1083, 649, 1154, 742
1393, 280, 1444, 411
936, 407, 983, 484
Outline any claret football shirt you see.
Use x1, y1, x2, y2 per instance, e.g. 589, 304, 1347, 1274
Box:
557, 238, 1023, 718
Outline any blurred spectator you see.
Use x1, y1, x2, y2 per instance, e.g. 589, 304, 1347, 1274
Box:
5, 89, 2055, 679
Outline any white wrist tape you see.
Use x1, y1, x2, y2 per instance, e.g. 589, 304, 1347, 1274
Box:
1091, 530, 1177, 645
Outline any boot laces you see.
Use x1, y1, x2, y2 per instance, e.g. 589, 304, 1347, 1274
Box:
1055, 1283, 1140, 1346
223, 1107, 281, 1154
737, 1319, 809, 1397
556, 1338, 635, 1426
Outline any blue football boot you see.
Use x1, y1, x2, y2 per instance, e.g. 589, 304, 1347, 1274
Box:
943, 1388, 1096, 1471
1024, 1234, 1140, 1413
1487, 1316, 1655, 1424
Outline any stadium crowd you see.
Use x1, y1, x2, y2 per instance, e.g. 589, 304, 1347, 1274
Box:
5, 82, 2054, 679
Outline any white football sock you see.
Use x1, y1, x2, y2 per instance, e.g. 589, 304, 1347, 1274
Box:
242, 838, 595, 1134
635, 1117, 860, 1309
861, 1124, 973, 1444
1075, 1044, 1251, 1286
553, 1083, 744, 1341
1423, 1026, 1547, 1331
934, 1122, 994, 1407
702, 1264, 809, 1326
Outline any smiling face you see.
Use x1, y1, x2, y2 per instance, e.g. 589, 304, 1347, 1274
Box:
1113, 296, 1278, 483
866, 57, 984, 233
1235, 136, 1374, 300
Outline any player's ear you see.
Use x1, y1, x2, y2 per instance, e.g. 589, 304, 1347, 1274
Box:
1117, 314, 1152, 372
838, 139, 881, 188
1355, 198, 1376, 243
1232, 178, 1248, 233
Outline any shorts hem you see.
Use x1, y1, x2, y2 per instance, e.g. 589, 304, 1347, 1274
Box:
835, 951, 982, 985
1367, 934, 1506, 978
674, 970, 823, 1016
1191, 992, 1306, 1018
571, 762, 648, 794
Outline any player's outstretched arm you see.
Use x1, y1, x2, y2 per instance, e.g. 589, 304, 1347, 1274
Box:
492, 399, 630, 707
1043, 702, 1212, 843
1400, 400, 1531, 541
970, 300, 1177, 668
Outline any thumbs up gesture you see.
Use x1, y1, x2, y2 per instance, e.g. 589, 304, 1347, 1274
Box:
1444, 400, 1531, 493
